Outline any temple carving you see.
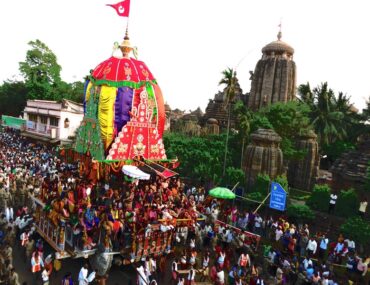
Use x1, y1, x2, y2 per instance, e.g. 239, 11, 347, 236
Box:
248, 30, 296, 111
243, 129, 284, 188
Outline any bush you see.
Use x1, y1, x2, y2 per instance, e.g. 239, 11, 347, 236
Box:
251, 174, 289, 195
222, 167, 245, 188
252, 174, 270, 195
336, 188, 358, 217
307, 184, 331, 211
274, 175, 289, 194
340, 217, 370, 246
246, 191, 264, 202
287, 204, 315, 223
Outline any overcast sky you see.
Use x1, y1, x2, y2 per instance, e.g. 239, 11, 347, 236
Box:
0, 0, 369, 112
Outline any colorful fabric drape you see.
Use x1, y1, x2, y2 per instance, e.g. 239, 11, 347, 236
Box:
98, 86, 117, 148
114, 87, 133, 133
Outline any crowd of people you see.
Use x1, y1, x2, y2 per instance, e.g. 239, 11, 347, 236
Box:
0, 127, 369, 284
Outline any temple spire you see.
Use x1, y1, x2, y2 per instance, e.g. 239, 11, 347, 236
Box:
277, 19, 282, 40
120, 25, 133, 58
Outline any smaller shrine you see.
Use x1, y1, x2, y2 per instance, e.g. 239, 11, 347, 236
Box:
330, 135, 370, 192
201, 77, 247, 129
288, 131, 319, 191
243, 129, 284, 188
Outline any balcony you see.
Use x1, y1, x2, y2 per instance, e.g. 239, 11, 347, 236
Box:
25, 121, 60, 139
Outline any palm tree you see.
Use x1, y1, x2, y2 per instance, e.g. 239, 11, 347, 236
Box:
234, 100, 251, 168
219, 68, 237, 176
298, 82, 346, 147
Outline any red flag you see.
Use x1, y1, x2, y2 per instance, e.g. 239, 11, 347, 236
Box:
107, 0, 130, 17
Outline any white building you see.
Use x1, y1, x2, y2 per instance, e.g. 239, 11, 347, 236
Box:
22, 99, 84, 144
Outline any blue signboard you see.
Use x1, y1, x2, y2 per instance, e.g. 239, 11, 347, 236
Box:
269, 182, 287, 211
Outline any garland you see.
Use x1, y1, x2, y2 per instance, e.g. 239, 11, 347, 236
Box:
88, 76, 157, 89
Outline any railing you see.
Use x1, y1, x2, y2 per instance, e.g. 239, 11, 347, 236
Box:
25, 121, 60, 138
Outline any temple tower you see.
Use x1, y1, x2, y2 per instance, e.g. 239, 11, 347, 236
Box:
248, 29, 296, 111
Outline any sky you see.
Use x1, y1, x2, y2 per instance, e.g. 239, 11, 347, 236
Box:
0, 0, 369, 112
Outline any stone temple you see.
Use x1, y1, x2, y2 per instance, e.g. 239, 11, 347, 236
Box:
248, 30, 296, 111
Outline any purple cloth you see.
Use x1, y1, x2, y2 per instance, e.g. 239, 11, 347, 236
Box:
114, 87, 133, 132
83, 79, 90, 113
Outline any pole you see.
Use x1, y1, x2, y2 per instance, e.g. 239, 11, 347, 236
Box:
253, 192, 271, 214
231, 182, 239, 207
253, 180, 272, 214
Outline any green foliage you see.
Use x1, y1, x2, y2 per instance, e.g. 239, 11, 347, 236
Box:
298, 82, 366, 149
287, 204, 315, 223
366, 161, 370, 192
245, 101, 312, 161
19, 40, 62, 100
56, 80, 85, 103
163, 132, 235, 185
322, 140, 355, 163
246, 191, 264, 202
340, 217, 370, 246
252, 174, 270, 195
362, 96, 370, 121
249, 113, 273, 133
18, 39, 85, 103
0, 80, 27, 117
336, 189, 358, 217
221, 167, 245, 188
306, 184, 331, 211
219, 68, 237, 106
274, 175, 289, 193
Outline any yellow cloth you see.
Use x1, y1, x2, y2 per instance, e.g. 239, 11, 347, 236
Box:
98, 85, 117, 148
85, 81, 94, 102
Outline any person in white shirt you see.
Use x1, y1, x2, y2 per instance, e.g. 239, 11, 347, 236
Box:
306, 237, 317, 256
78, 264, 89, 285
187, 266, 196, 285
328, 192, 337, 213
41, 268, 49, 285
319, 234, 329, 259
302, 257, 313, 270
137, 262, 149, 285
358, 199, 368, 218
344, 238, 355, 253
275, 227, 283, 241
254, 214, 263, 235
216, 266, 225, 285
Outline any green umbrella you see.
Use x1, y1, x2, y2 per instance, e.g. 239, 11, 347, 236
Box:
209, 187, 236, 199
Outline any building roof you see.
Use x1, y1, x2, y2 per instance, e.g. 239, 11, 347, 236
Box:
262, 31, 294, 55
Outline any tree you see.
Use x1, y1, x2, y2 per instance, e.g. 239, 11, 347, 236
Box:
219, 68, 237, 176
287, 204, 315, 224
363, 96, 370, 121
298, 82, 359, 149
19, 39, 62, 101
336, 189, 358, 217
365, 161, 370, 192
306, 184, 331, 212
0, 80, 27, 117
262, 101, 311, 160
340, 217, 370, 246
163, 132, 231, 186
234, 100, 251, 167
